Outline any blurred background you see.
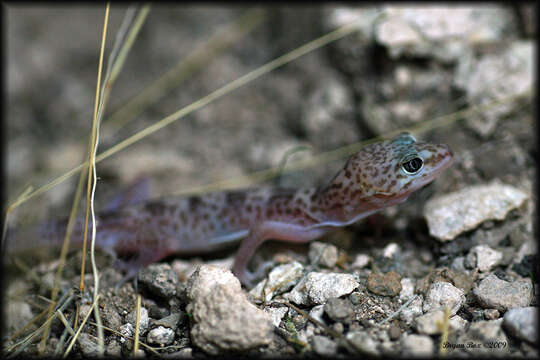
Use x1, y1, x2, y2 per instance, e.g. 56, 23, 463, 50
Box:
6, 4, 535, 226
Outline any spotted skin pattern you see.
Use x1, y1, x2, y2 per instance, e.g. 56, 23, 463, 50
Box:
8, 133, 452, 287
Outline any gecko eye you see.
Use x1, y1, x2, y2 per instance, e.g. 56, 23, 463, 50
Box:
401, 156, 424, 175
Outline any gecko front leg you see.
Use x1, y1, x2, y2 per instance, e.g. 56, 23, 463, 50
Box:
232, 221, 327, 288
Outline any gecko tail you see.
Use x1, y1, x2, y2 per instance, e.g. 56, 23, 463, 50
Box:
3, 220, 81, 254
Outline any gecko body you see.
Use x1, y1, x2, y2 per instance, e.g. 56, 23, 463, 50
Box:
7, 133, 452, 287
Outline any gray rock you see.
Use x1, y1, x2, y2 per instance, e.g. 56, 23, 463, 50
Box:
465, 245, 503, 272
311, 335, 338, 356
186, 265, 273, 355
5, 301, 33, 333
346, 331, 379, 355
249, 261, 304, 302
424, 181, 528, 241
473, 274, 533, 311
138, 263, 178, 298
119, 323, 134, 343
324, 297, 354, 322
77, 333, 101, 357
455, 41, 533, 137
147, 326, 175, 346
126, 307, 149, 335
284, 272, 359, 305
423, 282, 465, 316
105, 339, 122, 357
308, 241, 339, 268
153, 312, 183, 331
503, 307, 537, 343
401, 334, 434, 356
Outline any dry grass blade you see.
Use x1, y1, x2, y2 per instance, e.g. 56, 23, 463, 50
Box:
133, 294, 142, 355
63, 294, 101, 357
7, 291, 74, 356
439, 307, 451, 356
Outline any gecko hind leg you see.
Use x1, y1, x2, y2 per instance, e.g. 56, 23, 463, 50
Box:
112, 258, 142, 293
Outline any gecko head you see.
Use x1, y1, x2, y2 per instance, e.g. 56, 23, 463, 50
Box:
358, 132, 453, 200
322, 132, 453, 209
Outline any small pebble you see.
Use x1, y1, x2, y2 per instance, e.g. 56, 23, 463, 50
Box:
366, 271, 402, 297
503, 306, 537, 343
423, 282, 465, 316
147, 326, 175, 346
483, 309, 500, 320
401, 334, 433, 356
351, 254, 370, 268
285, 272, 359, 305
126, 307, 149, 335
388, 325, 401, 341
311, 335, 338, 356
324, 297, 354, 322
249, 261, 304, 302
346, 331, 379, 355
308, 241, 339, 268
465, 245, 503, 272
138, 263, 178, 298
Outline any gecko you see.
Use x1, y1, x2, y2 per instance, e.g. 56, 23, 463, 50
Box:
6, 133, 453, 288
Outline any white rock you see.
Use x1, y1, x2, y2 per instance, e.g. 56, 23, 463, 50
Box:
284, 272, 359, 305
249, 261, 304, 302
424, 180, 528, 241
186, 265, 274, 355
423, 282, 465, 316
401, 334, 434, 356
466, 245, 503, 272
147, 326, 175, 346
383, 243, 400, 258
126, 307, 149, 335
415, 309, 469, 335
351, 254, 370, 268
309, 241, 339, 268
264, 306, 288, 328
399, 278, 415, 301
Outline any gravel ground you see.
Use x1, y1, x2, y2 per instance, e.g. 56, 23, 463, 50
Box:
4, 4, 536, 358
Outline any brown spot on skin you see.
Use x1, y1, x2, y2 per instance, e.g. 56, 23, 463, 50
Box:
144, 201, 167, 216
266, 209, 274, 217
345, 170, 352, 179
285, 208, 291, 215
202, 213, 209, 220
180, 212, 187, 224
383, 164, 391, 174
226, 191, 247, 207
188, 196, 203, 211
208, 223, 215, 231
389, 179, 397, 187
246, 204, 252, 212
310, 193, 317, 202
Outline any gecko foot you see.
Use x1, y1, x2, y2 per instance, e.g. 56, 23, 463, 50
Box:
235, 260, 275, 289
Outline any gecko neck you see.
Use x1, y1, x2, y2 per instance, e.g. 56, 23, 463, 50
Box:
308, 181, 410, 226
